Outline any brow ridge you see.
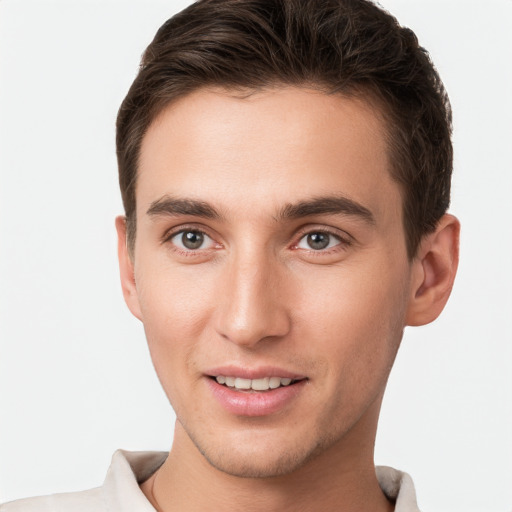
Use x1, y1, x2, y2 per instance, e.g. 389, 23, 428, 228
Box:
147, 196, 221, 220
278, 196, 375, 224
146, 194, 374, 225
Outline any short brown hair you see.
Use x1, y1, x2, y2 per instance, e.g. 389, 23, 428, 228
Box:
116, 0, 452, 258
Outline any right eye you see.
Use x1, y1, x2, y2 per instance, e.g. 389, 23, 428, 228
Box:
169, 230, 216, 251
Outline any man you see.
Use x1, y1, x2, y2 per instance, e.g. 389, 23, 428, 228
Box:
1, 0, 459, 510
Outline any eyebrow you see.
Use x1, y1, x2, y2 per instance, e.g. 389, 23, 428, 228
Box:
146, 194, 375, 224
278, 196, 375, 224
147, 196, 222, 220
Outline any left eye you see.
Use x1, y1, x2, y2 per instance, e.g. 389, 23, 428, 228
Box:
297, 232, 341, 251
170, 230, 215, 251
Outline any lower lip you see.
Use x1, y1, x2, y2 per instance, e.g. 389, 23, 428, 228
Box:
206, 378, 306, 417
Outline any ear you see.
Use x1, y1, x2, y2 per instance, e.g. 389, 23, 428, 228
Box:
406, 214, 460, 326
115, 216, 143, 321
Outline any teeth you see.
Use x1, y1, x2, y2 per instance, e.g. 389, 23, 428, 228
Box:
215, 375, 297, 390
269, 377, 281, 389
251, 377, 269, 391
234, 378, 251, 390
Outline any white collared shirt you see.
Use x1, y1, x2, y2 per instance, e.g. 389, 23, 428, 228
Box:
1, 450, 421, 511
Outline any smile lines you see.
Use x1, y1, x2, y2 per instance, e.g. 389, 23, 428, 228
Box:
215, 376, 299, 391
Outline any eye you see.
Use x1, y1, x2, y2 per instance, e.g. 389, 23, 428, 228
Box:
297, 231, 342, 251
170, 230, 215, 251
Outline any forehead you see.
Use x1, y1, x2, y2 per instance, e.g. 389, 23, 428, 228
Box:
137, 86, 400, 223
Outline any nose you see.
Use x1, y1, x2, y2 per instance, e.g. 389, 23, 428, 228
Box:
214, 250, 291, 348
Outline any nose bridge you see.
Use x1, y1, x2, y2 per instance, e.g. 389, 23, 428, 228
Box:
215, 244, 290, 347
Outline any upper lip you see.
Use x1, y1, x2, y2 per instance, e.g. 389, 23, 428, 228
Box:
205, 365, 307, 380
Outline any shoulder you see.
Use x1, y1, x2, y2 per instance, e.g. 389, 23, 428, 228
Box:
0, 487, 104, 512
0, 450, 166, 512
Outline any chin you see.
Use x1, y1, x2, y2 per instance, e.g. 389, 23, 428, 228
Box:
201, 445, 314, 479
188, 424, 337, 479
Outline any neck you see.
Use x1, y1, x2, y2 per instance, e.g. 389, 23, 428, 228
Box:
141, 404, 393, 512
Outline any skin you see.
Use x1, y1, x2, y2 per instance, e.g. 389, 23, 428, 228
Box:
116, 87, 459, 512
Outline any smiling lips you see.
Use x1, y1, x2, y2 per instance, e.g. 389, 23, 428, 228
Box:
215, 375, 297, 391
207, 371, 307, 416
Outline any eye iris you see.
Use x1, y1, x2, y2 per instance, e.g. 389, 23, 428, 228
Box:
182, 231, 204, 249
307, 232, 329, 250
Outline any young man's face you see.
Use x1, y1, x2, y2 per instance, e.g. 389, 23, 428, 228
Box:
119, 87, 420, 477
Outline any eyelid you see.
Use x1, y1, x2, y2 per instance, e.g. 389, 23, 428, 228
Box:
292, 225, 353, 247
160, 223, 352, 256
161, 224, 223, 255
172, 230, 215, 251
161, 223, 216, 244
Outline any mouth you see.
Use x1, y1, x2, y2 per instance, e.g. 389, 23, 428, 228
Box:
206, 370, 308, 416
210, 375, 306, 391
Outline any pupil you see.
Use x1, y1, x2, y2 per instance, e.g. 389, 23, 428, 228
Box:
307, 232, 329, 250
182, 231, 204, 249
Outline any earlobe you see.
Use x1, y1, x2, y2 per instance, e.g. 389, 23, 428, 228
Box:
115, 216, 143, 321
406, 214, 460, 326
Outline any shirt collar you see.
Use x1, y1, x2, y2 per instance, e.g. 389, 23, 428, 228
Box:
376, 465, 421, 512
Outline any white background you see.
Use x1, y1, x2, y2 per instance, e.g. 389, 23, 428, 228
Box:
1, 1, 511, 510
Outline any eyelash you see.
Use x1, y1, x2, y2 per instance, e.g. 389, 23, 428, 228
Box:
162, 225, 220, 256
292, 227, 352, 254
161, 225, 352, 256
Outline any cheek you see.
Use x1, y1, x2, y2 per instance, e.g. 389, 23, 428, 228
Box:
133, 261, 219, 391
295, 260, 409, 383
136, 257, 216, 332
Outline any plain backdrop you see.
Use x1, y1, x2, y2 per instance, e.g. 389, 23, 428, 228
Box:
1, 1, 511, 511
